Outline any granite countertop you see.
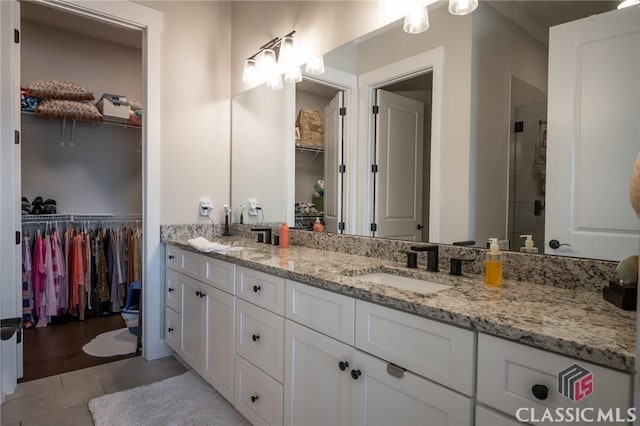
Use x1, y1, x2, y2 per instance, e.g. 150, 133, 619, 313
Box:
163, 237, 636, 374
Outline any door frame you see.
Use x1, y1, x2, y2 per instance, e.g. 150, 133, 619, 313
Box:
358, 47, 443, 240
0, 0, 166, 397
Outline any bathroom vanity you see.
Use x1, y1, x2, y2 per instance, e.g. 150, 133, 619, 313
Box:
162, 234, 634, 426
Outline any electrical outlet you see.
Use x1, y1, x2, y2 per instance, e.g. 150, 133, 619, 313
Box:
200, 197, 213, 217
248, 198, 259, 216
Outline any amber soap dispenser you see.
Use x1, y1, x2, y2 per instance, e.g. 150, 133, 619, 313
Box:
485, 238, 503, 287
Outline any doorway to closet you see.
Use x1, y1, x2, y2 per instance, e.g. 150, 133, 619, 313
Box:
18, 2, 144, 382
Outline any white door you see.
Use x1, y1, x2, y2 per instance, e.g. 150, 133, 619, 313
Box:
375, 90, 424, 240
351, 350, 473, 426
324, 91, 344, 233
0, 0, 22, 397
180, 276, 204, 370
545, 7, 640, 260
203, 285, 235, 404
284, 320, 353, 426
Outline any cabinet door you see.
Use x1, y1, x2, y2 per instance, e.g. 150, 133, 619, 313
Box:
202, 285, 235, 404
165, 269, 182, 312
180, 275, 205, 371
284, 320, 353, 426
352, 350, 473, 426
164, 306, 180, 353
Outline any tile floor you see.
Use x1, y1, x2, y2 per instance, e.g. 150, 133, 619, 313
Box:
1, 355, 188, 425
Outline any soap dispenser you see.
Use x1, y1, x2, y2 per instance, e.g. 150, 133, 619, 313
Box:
485, 238, 503, 287
519, 235, 539, 253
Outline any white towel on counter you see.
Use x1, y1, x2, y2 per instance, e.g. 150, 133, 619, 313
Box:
187, 237, 230, 253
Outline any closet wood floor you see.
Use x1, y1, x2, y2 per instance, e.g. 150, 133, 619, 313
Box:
21, 314, 136, 382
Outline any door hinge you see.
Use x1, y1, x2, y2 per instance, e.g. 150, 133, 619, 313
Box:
16, 231, 21, 245
338, 222, 345, 231
338, 164, 346, 174
372, 105, 379, 114
370, 223, 377, 232
371, 164, 378, 173
14, 29, 19, 44
339, 107, 346, 116
15, 130, 20, 145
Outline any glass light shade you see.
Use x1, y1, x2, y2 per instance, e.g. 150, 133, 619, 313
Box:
305, 56, 325, 75
284, 65, 302, 83
379, 0, 404, 21
618, 0, 639, 8
242, 58, 257, 84
278, 36, 296, 66
448, 0, 478, 15
260, 48, 277, 78
267, 73, 283, 90
403, 5, 429, 34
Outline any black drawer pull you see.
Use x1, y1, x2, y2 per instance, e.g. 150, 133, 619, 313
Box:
195, 290, 202, 297
167, 327, 174, 333
168, 287, 174, 293
251, 395, 259, 403
338, 361, 349, 371
168, 254, 175, 260
252, 334, 260, 342
351, 369, 361, 380
253, 285, 261, 293
531, 384, 549, 400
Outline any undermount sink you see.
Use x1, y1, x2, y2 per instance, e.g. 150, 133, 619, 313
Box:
355, 272, 451, 295
225, 246, 255, 252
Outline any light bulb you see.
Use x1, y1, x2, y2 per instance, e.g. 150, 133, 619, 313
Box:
305, 56, 325, 75
279, 36, 296, 66
618, 0, 639, 8
267, 73, 283, 90
260, 48, 277, 79
448, 0, 478, 15
284, 65, 302, 83
242, 58, 257, 84
403, 5, 429, 34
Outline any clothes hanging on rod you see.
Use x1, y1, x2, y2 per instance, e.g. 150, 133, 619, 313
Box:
21, 216, 142, 328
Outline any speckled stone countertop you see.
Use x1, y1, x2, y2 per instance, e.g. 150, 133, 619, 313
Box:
163, 237, 636, 374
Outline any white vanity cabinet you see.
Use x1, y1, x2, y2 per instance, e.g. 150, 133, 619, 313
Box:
164, 246, 236, 403
477, 333, 633, 426
284, 280, 474, 426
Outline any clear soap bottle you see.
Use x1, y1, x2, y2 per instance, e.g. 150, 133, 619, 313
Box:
485, 238, 503, 287
519, 235, 539, 254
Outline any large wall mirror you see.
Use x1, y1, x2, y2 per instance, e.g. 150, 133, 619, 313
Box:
231, 1, 639, 261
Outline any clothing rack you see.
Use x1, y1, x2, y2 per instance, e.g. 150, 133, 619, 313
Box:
22, 213, 142, 228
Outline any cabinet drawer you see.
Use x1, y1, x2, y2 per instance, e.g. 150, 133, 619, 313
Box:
476, 405, 524, 426
477, 334, 632, 424
236, 299, 285, 382
285, 280, 355, 345
235, 354, 284, 426
165, 245, 181, 271
164, 306, 180, 353
202, 257, 235, 295
237, 266, 285, 315
355, 300, 475, 396
165, 269, 182, 312
353, 350, 473, 426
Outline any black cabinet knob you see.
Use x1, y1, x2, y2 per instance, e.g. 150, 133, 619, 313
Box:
195, 290, 201, 297
251, 395, 259, 403
253, 285, 261, 293
167, 327, 174, 333
200, 292, 206, 298
338, 361, 349, 371
168, 254, 175, 260
531, 384, 549, 400
168, 287, 174, 293
350, 369, 362, 380
252, 334, 260, 342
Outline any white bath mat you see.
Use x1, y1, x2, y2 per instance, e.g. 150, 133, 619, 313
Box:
82, 327, 137, 357
88, 371, 249, 426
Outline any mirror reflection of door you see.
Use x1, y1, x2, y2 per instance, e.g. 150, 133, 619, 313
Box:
294, 81, 342, 231
372, 73, 432, 242
508, 76, 547, 251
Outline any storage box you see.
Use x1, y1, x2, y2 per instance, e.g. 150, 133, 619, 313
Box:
295, 109, 324, 148
96, 93, 130, 122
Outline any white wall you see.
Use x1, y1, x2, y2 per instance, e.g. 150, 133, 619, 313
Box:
139, 1, 232, 225
470, 3, 548, 246
20, 20, 142, 215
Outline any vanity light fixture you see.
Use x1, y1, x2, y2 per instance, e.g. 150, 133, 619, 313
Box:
305, 56, 325, 75
618, 0, 639, 8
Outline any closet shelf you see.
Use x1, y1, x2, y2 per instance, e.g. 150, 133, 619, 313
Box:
22, 213, 142, 224
21, 110, 141, 130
